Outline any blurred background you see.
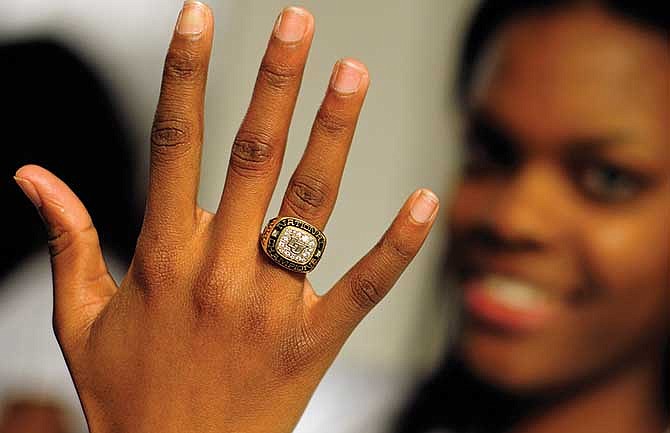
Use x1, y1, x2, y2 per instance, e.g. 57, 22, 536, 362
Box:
0, 1, 476, 432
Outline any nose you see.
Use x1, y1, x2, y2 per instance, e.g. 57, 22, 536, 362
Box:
479, 160, 566, 252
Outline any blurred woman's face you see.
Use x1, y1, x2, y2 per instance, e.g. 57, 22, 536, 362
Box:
448, 5, 669, 392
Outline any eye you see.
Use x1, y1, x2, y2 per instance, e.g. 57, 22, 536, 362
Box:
463, 122, 518, 177
463, 139, 497, 175
575, 160, 646, 203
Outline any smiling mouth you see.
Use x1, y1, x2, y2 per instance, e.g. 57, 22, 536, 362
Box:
462, 273, 559, 333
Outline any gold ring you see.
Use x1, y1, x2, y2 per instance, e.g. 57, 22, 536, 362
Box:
260, 217, 327, 274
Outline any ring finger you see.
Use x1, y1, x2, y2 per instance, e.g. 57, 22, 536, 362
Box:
276, 58, 370, 232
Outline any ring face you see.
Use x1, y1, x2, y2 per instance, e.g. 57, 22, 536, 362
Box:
261, 217, 326, 273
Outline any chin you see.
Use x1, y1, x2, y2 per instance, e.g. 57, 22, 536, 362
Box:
458, 325, 580, 396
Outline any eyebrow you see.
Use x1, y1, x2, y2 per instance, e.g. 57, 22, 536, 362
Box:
469, 108, 631, 154
565, 136, 630, 153
468, 109, 520, 144
467, 109, 520, 146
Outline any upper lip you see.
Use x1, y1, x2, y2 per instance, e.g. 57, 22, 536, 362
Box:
453, 250, 580, 300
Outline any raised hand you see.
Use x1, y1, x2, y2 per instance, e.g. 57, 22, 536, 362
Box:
13, 3, 439, 433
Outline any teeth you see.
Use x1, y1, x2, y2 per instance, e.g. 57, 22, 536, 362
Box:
481, 274, 550, 309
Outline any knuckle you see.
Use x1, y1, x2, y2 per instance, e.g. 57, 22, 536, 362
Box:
378, 232, 414, 263
47, 223, 96, 259
286, 175, 331, 217
130, 246, 184, 297
47, 229, 71, 259
230, 131, 278, 179
150, 119, 193, 160
163, 47, 204, 80
314, 107, 350, 136
349, 273, 385, 311
258, 60, 299, 92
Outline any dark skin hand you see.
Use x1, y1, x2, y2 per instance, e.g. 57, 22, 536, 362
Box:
13, 3, 438, 433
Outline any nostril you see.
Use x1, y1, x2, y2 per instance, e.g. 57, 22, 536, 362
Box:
469, 226, 543, 253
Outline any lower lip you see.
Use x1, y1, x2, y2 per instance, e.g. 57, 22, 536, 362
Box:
463, 280, 556, 333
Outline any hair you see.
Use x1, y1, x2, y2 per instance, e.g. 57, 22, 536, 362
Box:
456, 0, 669, 107
394, 1, 669, 432
0, 39, 142, 284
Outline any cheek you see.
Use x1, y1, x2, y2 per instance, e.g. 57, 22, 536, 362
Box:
579, 204, 670, 344
584, 210, 668, 298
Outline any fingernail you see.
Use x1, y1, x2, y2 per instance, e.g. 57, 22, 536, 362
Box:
410, 190, 439, 224
331, 59, 365, 94
274, 7, 308, 43
177, 1, 207, 38
14, 176, 42, 209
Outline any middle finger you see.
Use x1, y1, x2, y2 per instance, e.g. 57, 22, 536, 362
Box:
214, 7, 314, 253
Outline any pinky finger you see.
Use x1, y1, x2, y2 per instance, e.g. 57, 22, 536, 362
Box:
311, 189, 439, 345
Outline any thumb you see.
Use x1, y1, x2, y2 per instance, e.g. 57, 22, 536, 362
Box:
14, 164, 117, 345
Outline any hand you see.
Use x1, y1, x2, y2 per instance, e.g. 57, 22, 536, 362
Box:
13, 3, 439, 433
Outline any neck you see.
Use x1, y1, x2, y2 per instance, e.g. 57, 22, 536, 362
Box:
511, 354, 667, 433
